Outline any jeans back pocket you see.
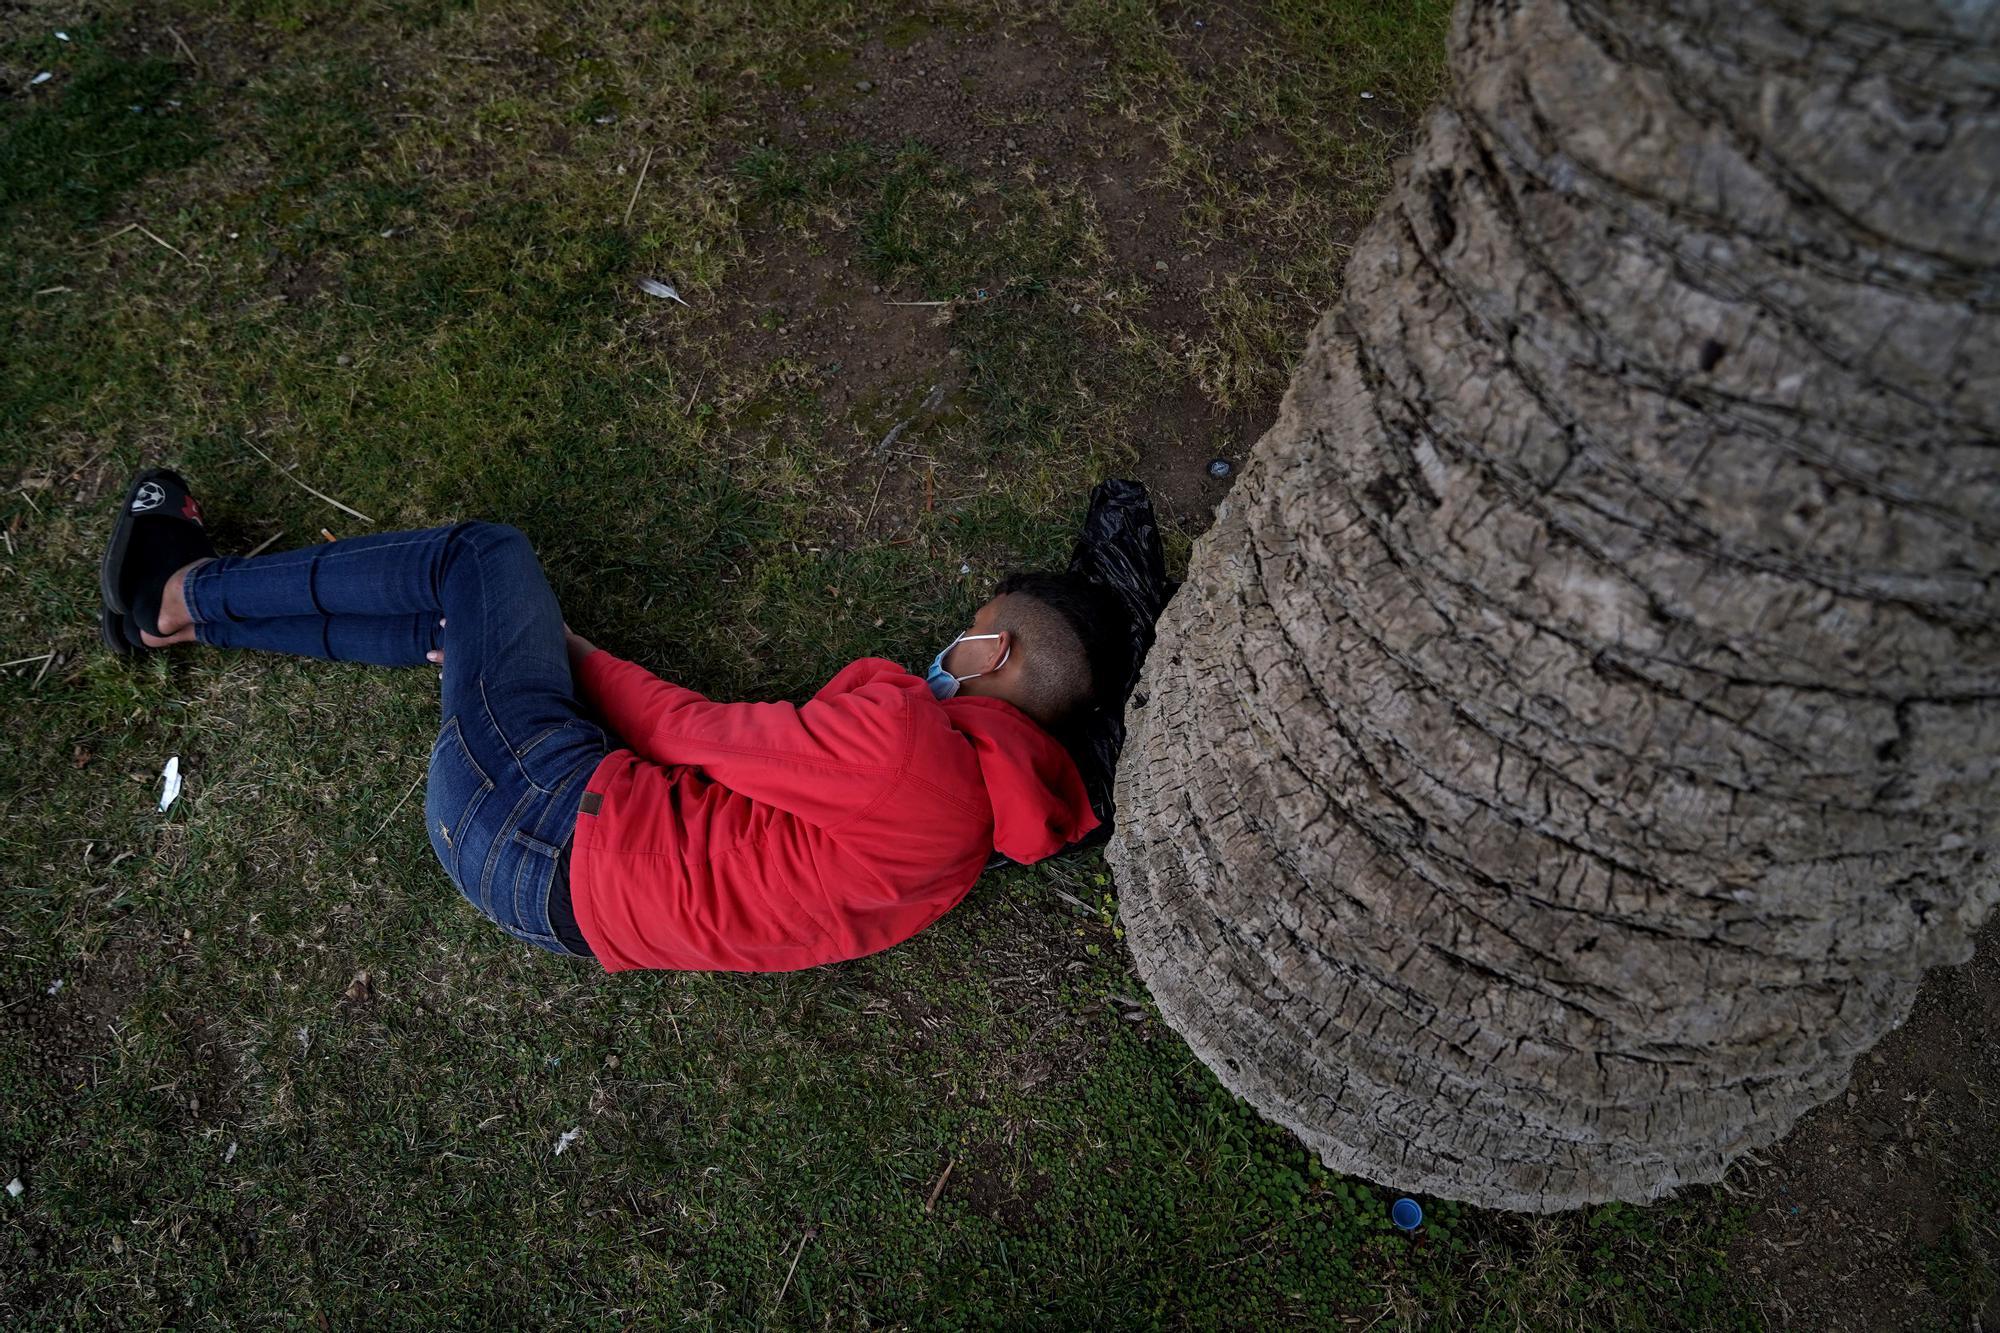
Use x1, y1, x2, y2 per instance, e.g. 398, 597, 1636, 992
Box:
512, 718, 610, 795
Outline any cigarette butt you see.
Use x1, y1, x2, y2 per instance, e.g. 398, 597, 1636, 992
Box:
320, 528, 337, 543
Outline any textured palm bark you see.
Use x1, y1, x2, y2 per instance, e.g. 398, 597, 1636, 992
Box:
1109, 0, 2000, 1211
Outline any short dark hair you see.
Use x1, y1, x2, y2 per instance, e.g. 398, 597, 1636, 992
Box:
990, 571, 1128, 727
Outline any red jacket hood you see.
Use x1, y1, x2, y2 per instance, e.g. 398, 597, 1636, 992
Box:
938, 695, 1100, 862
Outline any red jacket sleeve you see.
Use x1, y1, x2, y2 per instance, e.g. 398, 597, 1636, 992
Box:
573, 650, 916, 830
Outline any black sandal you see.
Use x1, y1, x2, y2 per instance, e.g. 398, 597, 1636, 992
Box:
99, 604, 144, 658
99, 468, 216, 657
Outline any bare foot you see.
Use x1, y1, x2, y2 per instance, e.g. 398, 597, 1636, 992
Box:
138, 625, 198, 648
138, 558, 211, 647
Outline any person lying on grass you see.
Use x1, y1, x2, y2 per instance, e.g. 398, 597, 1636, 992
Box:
99, 469, 1118, 971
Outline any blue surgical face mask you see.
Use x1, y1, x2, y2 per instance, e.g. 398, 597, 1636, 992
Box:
925, 632, 1009, 700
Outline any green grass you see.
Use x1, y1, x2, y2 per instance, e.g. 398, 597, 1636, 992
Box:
0, 1, 1922, 1328
0, 49, 214, 224
1917, 1161, 2000, 1320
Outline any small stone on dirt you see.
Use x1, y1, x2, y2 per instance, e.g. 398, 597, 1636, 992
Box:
855, 79, 873, 92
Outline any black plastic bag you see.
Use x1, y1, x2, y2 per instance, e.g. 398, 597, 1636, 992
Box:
1053, 478, 1177, 849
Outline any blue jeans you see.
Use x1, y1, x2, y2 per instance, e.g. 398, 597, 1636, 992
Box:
183, 522, 608, 956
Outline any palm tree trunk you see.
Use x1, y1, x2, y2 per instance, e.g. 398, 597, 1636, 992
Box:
1108, 0, 2000, 1211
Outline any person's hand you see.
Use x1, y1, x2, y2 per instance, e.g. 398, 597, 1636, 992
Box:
426, 618, 447, 666
563, 622, 597, 670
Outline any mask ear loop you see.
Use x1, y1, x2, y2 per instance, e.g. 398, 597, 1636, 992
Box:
953, 634, 1009, 683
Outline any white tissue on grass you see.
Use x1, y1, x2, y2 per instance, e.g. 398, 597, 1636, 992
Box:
56, 30, 70, 40
224, 1141, 238, 1164
638, 278, 690, 307
31, 71, 52, 85
45, 979, 62, 997
158, 756, 182, 812
553, 1127, 583, 1156
6, 1178, 21, 1198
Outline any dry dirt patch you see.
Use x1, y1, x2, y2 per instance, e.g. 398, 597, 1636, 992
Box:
1729, 918, 2000, 1330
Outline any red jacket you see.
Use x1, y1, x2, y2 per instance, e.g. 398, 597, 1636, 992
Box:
567, 650, 1099, 972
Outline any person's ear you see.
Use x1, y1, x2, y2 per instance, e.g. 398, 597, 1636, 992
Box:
941, 627, 981, 677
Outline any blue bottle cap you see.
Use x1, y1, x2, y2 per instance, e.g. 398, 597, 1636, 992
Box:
1391, 1198, 1423, 1231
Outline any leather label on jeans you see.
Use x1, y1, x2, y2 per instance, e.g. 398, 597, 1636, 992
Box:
579, 791, 602, 816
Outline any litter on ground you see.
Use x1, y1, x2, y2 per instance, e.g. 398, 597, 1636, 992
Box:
158, 756, 182, 812
638, 278, 690, 306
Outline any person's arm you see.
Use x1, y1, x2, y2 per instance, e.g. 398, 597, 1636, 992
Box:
571, 645, 915, 829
